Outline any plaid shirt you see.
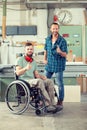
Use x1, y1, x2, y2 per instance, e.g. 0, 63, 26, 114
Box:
44, 34, 68, 73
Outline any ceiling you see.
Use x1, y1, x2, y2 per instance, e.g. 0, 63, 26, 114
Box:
0, 0, 87, 8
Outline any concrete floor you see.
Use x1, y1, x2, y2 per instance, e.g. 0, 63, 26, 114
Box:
0, 95, 87, 130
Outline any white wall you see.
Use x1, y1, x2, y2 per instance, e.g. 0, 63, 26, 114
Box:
0, 5, 48, 44
70, 8, 85, 25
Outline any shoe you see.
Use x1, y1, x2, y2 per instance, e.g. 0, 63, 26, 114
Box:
57, 100, 63, 106
46, 105, 57, 113
52, 105, 63, 114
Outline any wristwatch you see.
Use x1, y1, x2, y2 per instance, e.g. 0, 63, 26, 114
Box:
58, 10, 72, 24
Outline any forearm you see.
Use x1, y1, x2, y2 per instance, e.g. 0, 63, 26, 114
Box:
43, 51, 48, 64
56, 47, 67, 58
44, 50, 47, 60
16, 67, 27, 76
59, 51, 67, 57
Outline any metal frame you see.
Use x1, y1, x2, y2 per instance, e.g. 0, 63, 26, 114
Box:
62, 0, 87, 3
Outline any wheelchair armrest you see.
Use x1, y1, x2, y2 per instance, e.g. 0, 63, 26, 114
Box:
15, 74, 19, 80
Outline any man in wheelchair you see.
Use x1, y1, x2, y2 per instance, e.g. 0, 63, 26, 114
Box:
15, 42, 63, 113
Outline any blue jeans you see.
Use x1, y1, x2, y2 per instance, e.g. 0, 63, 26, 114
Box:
45, 71, 64, 101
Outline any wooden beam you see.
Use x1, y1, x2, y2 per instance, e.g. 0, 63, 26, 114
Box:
83, 9, 87, 25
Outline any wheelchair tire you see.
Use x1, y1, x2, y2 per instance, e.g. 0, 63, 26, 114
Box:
29, 88, 46, 112
35, 109, 42, 116
5, 80, 30, 115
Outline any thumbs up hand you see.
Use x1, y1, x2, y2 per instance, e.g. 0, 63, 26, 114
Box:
56, 45, 61, 54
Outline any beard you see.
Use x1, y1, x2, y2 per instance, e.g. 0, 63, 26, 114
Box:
26, 53, 33, 57
52, 31, 58, 36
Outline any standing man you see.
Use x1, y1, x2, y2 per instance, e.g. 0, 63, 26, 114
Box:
44, 23, 68, 107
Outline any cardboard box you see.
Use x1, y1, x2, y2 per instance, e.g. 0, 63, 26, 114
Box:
54, 85, 81, 102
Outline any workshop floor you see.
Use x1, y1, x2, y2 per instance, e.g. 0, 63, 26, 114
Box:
0, 94, 87, 130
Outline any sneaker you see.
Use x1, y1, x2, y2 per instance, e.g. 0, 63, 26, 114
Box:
52, 105, 63, 114
46, 105, 57, 113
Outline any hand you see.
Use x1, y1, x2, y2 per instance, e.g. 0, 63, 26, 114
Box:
40, 75, 47, 80
25, 63, 32, 71
56, 45, 62, 54
35, 73, 47, 80
56, 45, 67, 57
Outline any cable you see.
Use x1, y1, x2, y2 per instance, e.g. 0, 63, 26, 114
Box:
0, 6, 27, 11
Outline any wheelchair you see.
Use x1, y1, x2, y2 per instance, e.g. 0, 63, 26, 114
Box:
5, 77, 47, 116
5, 64, 59, 116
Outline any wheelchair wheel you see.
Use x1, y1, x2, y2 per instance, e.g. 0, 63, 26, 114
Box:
35, 109, 42, 116
5, 80, 30, 115
29, 88, 46, 112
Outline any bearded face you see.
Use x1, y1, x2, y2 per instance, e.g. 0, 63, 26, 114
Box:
25, 45, 34, 57
50, 24, 59, 36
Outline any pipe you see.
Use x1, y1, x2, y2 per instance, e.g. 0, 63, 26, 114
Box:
2, 0, 7, 40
